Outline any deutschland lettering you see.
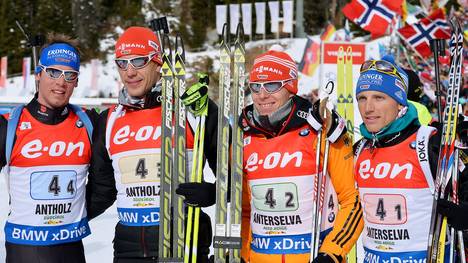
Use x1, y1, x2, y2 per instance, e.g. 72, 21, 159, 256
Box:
367, 227, 410, 240
35, 203, 72, 215
126, 185, 159, 197
253, 213, 302, 226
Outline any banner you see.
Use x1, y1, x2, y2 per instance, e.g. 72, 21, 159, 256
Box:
255, 2, 266, 34
298, 38, 321, 77
241, 3, 252, 35
282, 1, 293, 33
22, 57, 31, 90
230, 4, 240, 34
216, 5, 227, 35
0, 56, 6, 89
268, 1, 280, 33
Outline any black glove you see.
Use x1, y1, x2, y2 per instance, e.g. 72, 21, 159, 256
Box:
457, 118, 468, 147
312, 253, 343, 263
437, 199, 468, 230
308, 99, 347, 143
176, 182, 216, 207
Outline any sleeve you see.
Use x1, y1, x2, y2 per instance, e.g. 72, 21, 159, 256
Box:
0, 115, 7, 168
319, 133, 364, 260
203, 99, 219, 173
241, 170, 252, 262
85, 108, 100, 141
86, 109, 117, 220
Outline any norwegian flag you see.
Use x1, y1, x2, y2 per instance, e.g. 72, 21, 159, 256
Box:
398, 8, 451, 58
343, 0, 403, 38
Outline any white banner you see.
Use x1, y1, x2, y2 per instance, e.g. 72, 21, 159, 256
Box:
255, 2, 266, 34
0, 56, 7, 89
241, 3, 252, 35
282, 1, 293, 33
230, 4, 240, 34
268, 1, 280, 33
22, 57, 31, 90
216, 5, 227, 35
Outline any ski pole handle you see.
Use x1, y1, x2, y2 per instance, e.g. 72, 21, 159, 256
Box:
430, 39, 446, 122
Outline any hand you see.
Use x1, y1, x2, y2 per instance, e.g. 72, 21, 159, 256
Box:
176, 182, 216, 207
309, 99, 346, 143
312, 253, 343, 263
437, 199, 468, 230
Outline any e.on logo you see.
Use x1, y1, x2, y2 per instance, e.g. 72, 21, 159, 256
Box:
21, 139, 85, 159
245, 151, 302, 172
358, 159, 413, 180
113, 125, 161, 145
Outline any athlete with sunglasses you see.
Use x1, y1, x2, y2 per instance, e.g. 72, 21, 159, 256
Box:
240, 46, 363, 263
0, 33, 98, 263
354, 55, 468, 262
85, 26, 219, 263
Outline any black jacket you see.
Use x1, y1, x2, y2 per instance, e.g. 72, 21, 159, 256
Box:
85, 90, 218, 259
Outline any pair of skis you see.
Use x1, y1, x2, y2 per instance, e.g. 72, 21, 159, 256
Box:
213, 22, 246, 263
337, 46, 357, 263
337, 46, 354, 138
427, 18, 465, 263
151, 18, 188, 263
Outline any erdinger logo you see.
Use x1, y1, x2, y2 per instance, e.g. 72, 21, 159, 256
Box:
358, 159, 413, 180
47, 49, 77, 60
113, 125, 161, 145
245, 151, 303, 172
21, 139, 85, 159
254, 65, 283, 76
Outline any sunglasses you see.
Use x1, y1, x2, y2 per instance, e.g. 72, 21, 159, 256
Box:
115, 53, 156, 70
360, 60, 407, 89
40, 66, 79, 82
249, 79, 294, 94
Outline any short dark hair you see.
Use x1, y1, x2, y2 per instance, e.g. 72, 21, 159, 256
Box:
39, 33, 81, 58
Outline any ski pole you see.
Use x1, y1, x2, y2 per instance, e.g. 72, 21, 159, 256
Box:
15, 20, 45, 91
430, 39, 446, 122
150, 16, 169, 44
181, 75, 210, 263
310, 81, 334, 261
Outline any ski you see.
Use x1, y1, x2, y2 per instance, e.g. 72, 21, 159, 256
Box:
158, 33, 174, 260
336, 47, 345, 119
213, 22, 231, 263
228, 23, 246, 263
173, 34, 186, 262
427, 18, 464, 263
345, 46, 354, 138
